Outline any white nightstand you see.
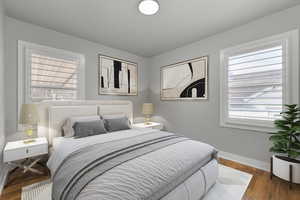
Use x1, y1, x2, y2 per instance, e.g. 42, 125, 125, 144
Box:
133, 122, 164, 130
4, 137, 48, 174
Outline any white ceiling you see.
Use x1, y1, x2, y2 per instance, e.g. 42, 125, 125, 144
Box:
4, 0, 300, 57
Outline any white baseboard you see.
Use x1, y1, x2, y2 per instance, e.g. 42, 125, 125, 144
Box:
219, 151, 270, 172
0, 164, 9, 195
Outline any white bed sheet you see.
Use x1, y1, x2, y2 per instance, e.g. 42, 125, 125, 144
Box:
48, 128, 218, 200
48, 128, 157, 175
162, 159, 218, 200
76, 144, 218, 200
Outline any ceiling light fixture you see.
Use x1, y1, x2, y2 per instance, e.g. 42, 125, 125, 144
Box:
138, 0, 160, 16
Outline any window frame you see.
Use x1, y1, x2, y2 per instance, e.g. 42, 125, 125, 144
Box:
220, 30, 299, 132
18, 40, 85, 127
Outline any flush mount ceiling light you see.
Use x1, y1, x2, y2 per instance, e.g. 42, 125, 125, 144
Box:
138, 0, 160, 15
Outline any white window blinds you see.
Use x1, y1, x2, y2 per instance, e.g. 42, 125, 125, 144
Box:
18, 41, 85, 129
30, 53, 79, 100
227, 45, 283, 121
220, 31, 299, 132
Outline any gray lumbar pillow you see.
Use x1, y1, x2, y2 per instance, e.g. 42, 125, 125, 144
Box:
72, 119, 107, 138
62, 115, 101, 137
104, 116, 131, 132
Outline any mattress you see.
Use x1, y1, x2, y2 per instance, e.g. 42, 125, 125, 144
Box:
48, 128, 218, 200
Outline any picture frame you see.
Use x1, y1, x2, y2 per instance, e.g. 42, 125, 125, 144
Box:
98, 54, 138, 96
160, 56, 208, 100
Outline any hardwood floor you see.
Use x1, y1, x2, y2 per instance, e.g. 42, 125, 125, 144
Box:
0, 158, 299, 200
219, 158, 300, 200
0, 165, 49, 200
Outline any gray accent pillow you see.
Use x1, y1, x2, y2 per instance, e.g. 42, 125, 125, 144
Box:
62, 115, 101, 137
104, 117, 131, 132
72, 119, 107, 138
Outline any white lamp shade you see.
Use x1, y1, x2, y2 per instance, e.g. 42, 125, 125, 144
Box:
19, 104, 39, 125
142, 103, 154, 115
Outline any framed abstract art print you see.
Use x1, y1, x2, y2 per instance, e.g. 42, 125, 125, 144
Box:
161, 56, 208, 100
98, 55, 138, 96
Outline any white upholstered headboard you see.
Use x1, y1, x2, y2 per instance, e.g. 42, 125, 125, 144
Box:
36, 100, 133, 145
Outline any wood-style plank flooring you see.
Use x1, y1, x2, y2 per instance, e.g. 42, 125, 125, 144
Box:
0, 165, 49, 200
219, 158, 300, 200
0, 158, 299, 200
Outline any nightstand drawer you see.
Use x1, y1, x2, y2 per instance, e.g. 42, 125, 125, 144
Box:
4, 144, 48, 162
133, 122, 164, 130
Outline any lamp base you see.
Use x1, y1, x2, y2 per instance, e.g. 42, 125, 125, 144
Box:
23, 139, 36, 144
23, 128, 36, 144
144, 116, 152, 125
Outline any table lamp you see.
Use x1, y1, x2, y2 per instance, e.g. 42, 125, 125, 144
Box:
142, 103, 154, 125
19, 104, 39, 144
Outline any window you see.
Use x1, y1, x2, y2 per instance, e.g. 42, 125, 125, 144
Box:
18, 41, 85, 116
220, 31, 299, 132
30, 54, 80, 100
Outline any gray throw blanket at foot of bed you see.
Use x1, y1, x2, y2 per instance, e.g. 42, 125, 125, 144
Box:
52, 131, 217, 200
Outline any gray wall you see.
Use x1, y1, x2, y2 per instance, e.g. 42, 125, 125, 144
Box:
149, 5, 300, 162
0, 1, 4, 149
4, 17, 150, 141
0, 0, 5, 192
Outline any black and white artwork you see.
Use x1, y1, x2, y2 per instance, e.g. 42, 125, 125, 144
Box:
98, 55, 137, 96
161, 56, 208, 100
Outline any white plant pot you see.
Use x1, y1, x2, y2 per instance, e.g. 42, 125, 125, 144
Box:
272, 155, 300, 184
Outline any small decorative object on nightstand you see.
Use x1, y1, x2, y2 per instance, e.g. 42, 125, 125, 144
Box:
19, 103, 39, 144
142, 103, 154, 125
133, 122, 163, 130
3, 137, 48, 174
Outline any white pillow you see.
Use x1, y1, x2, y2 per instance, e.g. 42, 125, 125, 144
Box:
62, 115, 101, 137
101, 113, 126, 119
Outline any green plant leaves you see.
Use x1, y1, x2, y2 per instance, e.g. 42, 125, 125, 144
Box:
270, 147, 287, 154
270, 104, 300, 159
287, 150, 300, 158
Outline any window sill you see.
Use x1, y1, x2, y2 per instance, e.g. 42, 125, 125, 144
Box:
220, 120, 276, 133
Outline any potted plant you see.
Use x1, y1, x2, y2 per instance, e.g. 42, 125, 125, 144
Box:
269, 104, 300, 186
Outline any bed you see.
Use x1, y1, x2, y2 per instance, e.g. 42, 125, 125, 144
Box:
37, 100, 218, 200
